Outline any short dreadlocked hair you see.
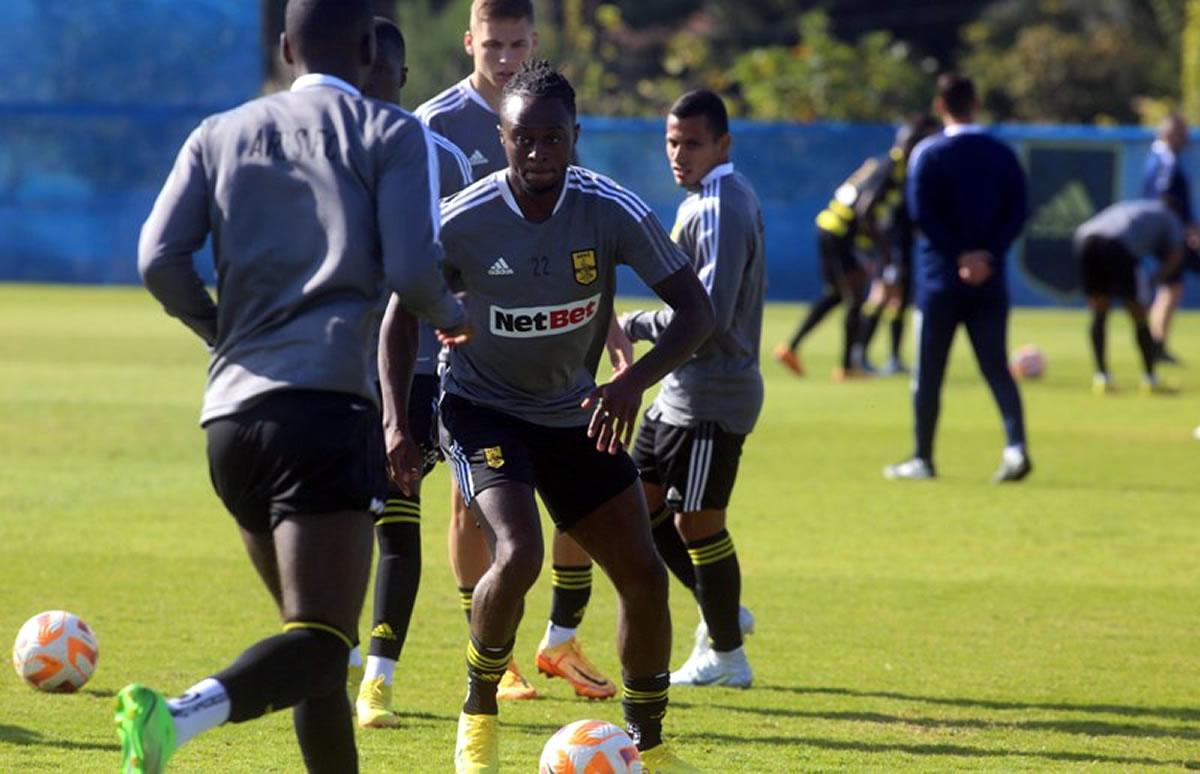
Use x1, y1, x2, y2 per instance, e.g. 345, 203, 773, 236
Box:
502, 59, 576, 119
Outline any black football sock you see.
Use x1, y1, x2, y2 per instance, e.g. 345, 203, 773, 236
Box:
788, 292, 839, 350
623, 672, 670, 751
214, 626, 350, 723
649, 505, 695, 590
368, 495, 422, 662
842, 300, 863, 369
687, 530, 743, 652
549, 563, 592, 630
1135, 319, 1156, 377
294, 686, 356, 774
857, 303, 883, 358
889, 314, 906, 360
463, 634, 512, 716
1090, 309, 1108, 374
459, 585, 475, 625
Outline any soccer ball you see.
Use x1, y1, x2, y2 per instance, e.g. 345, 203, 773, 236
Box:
539, 719, 642, 773
12, 610, 99, 692
1010, 344, 1046, 379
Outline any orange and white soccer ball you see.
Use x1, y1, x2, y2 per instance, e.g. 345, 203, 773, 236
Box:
12, 610, 99, 692
1010, 343, 1046, 379
539, 719, 642, 773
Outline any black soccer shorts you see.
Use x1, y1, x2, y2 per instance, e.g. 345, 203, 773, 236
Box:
817, 230, 863, 293
1077, 235, 1141, 301
438, 393, 638, 531
632, 414, 746, 513
205, 389, 387, 533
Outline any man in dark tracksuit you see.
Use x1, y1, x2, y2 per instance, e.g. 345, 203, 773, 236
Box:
885, 73, 1031, 483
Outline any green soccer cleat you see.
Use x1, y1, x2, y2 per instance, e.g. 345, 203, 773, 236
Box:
115, 683, 177, 774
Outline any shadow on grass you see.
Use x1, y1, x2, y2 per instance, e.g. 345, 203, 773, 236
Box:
714, 705, 1200, 741
83, 687, 116, 699
690, 731, 1198, 768
0, 724, 119, 753
757, 684, 1200, 723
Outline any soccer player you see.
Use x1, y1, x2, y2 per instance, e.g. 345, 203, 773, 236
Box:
619, 90, 764, 688
416, 0, 616, 701
775, 129, 913, 381
853, 115, 942, 375
352, 16, 475, 729
884, 73, 1031, 483
1143, 113, 1200, 364
118, 1, 467, 771
1074, 199, 1183, 394
396, 59, 712, 772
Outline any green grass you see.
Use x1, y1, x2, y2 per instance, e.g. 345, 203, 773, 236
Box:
1, 283, 1199, 771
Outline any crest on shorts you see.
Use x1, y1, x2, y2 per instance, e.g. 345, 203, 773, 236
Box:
483, 446, 505, 469
571, 249, 598, 286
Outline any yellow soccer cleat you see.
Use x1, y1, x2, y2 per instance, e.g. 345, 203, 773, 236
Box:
454, 711, 499, 774
356, 675, 400, 729
640, 744, 701, 773
496, 658, 538, 701
535, 637, 617, 700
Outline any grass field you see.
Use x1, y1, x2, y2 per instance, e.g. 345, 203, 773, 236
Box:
1, 283, 1199, 771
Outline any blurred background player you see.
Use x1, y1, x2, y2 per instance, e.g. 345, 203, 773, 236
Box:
621, 89, 764, 688
884, 73, 1031, 483
1142, 113, 1200, 365
352, 16, 475, 730
416, 0, 617, 702
774, 125, 914, 381
1074, 199, 1183, 394
852, 115, 942, 375
119, 0, 466, 770
419, 59, 711, 772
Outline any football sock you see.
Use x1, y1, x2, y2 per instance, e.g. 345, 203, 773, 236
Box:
463, 634, 512, 716
347, 645, 362, 669
549, 563, 592, 631
543, 622, 577, 649
294, 685, 356, 773
857, 303, 883, 357
1135, 319, 1156, 377
368, 495, 422, 663
363, 655, 396, 686
458, 586, 475, 624
167, 677, 230, 748
889, 314, 905, 360
622, 672, 669, 751
649, 505, 695, 590
687, 530, 743, 652
214, 625, 350, 723
842, 300, 863, 369
788, 292, 839, 350
1090, 309, 1108, 374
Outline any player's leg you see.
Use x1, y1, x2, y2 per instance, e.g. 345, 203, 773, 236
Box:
963, 293, 1031, 482
834, 262, 869, 379
631, 415, 696, 592
1087, 294, 1112, 389
1149, 280, 1183, 363
775, 232, 843, 375
854, 276, 888, 370
535, 530, 612, 697
885, 295, 956, 479
357, 375, 439, 728
1079, 237, 1113, 392
885, 254, 914, 372
1125, 296, 1160, 386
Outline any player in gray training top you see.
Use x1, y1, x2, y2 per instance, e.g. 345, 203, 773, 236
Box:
352, 15, 475, 730
119, 1, 466, 772
621, 90, 764, 689
383, 59, 713, 773
1074, 199, 1183, 394
415, 0, 538, 177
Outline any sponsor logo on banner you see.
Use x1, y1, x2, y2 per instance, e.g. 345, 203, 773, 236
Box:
490, 293, 601, 338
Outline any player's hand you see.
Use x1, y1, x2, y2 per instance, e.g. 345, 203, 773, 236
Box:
384, 423, 422, 497
581, 371, 646, 455
957, 250, 993, 286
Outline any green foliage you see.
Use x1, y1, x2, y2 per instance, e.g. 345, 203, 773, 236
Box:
960, 0, 1179, 124
391, 0, 474, 110
2, 286, 1200, 769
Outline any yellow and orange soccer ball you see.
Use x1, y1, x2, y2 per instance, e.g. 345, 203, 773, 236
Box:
540, 719, 642, 773
12, 610, 99, 692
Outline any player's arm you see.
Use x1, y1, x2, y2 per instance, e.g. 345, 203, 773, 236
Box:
137, 125, 218, 346
378, 293, 421, 496
907, 146, 964, 261
1154, 246, 1183, 286
378, 119, 467, 336
991, 147, 1030, 258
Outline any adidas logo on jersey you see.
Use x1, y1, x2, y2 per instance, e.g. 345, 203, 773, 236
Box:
467, 149, 488, 166
488, 257, 515, 276
490, 293, 602, 338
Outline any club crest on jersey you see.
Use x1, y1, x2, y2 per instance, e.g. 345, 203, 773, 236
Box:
490, 293, 602, 338
484, 446, 505, 469
571, 249, 598, 286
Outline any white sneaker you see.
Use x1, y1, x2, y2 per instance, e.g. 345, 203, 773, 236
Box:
670, 645, 753, 688
883, 457, 935, 480
688, 606, 755, 662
